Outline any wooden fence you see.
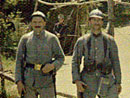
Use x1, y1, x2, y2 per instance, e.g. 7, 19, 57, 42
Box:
0, 70, 76, 98
0, 71, 15, 98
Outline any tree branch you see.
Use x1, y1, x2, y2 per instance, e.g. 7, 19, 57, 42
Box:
38, 0, 107, 6
0, 71, 15, 83
38, 0, 130, 6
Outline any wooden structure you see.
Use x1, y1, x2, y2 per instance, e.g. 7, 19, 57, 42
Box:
0, 71, 14, 97
34, 0, 130, 54
0, 70, 77, 98
107, 0, 115, 36
35, 0, 130, 6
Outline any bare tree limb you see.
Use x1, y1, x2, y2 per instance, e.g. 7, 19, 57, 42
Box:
38, 0, 130, 6
115, 1, 130, 6
38, 0, 107, 6
34, 0, 39, 12
0, 71, 15, 83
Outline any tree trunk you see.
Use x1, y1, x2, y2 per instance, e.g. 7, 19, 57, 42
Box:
107, 0, 115, 36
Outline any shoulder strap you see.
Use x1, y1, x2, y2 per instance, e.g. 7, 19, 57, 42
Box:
102, 33, 113, 59
24, 45, 27, 61
84, 33, 108, 59
83, 33, 91, 58
103, 35, 108, 58
87, 37, 91, 57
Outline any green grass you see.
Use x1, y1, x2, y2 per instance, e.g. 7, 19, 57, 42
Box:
0, 55, 19, 98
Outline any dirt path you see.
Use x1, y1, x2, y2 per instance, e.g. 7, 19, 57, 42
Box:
56, 26, 130, 98
114, 26, 130, 98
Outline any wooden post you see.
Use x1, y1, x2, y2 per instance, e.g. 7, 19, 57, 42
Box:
0, 57, 6, 98
34, 0, 39, 12
107, 0, 115, 36
1, 77, 6, 98
68, 0, 80, 54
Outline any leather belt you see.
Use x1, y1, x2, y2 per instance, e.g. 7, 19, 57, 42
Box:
26, 63, 42, 70
83, 63, 112, 75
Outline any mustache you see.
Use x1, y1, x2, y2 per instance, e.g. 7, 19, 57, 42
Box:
35, 26, 41, 28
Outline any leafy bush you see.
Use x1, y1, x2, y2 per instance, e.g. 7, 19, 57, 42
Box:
1, 0, 130, 58
0, 10, 29, 59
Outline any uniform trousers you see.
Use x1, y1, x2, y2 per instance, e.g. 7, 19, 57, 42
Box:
78, 71, 119, 98
24, 84, 55, 98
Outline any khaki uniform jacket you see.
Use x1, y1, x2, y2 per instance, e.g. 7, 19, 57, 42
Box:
15, 30, 65, 88
72, 32, 121, 85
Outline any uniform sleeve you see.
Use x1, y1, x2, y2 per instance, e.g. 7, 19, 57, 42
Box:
52, 36, 65, 71
72, 39, 83, 83
15, 36, 26, 83
110, 38, 121, 84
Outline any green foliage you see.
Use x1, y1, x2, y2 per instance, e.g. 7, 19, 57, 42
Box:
0, 10, 29, 59
114, 4, 124, 17
1, 0, 130, 58
0, 55, 18, 98
6, 0, 18, 6
114, 4, 130, 27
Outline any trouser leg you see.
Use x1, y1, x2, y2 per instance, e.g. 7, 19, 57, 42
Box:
100, 84, 118, 98
107, 84, 118, 98
24, 86, 37, 98
39, 85, 55, 98
83, 91, 96, 98
77, 90, 96, 98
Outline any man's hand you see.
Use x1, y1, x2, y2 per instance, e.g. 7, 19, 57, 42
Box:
42, 64, 55, 73
116, 84, 122, 94
75, 80, 88, 92
17, 81, 26, 95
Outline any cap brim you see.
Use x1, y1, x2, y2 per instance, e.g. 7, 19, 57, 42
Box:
90, 15, 103, 19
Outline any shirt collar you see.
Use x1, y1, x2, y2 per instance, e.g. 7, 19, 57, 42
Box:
33, 30, 45, 39
91, 32, 102, 38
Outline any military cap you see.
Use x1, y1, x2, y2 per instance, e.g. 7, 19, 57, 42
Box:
89, 9, 103, 19
31, 11, 47, 21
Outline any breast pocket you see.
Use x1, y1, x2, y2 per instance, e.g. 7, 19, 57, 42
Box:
42, 43, 51, 56
26, 41, 36, 58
